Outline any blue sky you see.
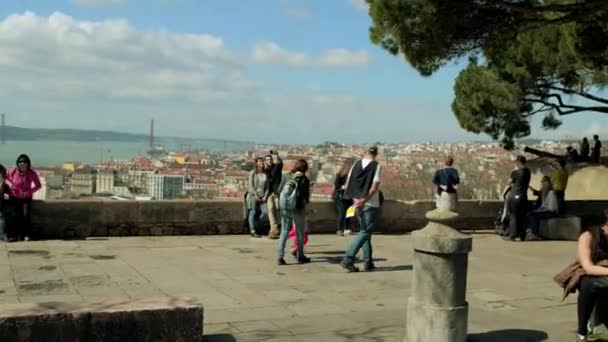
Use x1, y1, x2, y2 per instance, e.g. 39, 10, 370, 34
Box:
0, 0, 606, 144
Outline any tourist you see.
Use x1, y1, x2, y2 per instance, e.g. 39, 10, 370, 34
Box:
432, 156, 460, 211
0, 165, 9, 241
333, 157, 355, 236
551, 158, 568, 215
591, 135, 602, 164
277, 159, 311, 265
566, 146, 580, 164
340, 146, 382, 273
580, 138, 590, 161
505, 155, 531, 241
575, 209, 608, 342
246, 157, 269, 238
265, 151, 283, 239
6, 154, 41, 241
525, 176, 559, 240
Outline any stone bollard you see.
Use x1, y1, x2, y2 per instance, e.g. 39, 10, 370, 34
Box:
405, 208, 472, 342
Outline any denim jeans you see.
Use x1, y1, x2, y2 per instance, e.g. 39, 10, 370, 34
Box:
343, 206, 380, 265
277, 210, 306, 259
248, 202, 268, 234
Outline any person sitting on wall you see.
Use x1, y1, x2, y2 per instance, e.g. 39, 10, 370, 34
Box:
525, 176, 559, 241
550, 158, 569, 215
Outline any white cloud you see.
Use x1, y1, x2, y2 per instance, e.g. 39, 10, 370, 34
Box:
252, 41, 371, 68
0, 12, 251, 103
71, 0, 129, 7
349, 0, 369, 11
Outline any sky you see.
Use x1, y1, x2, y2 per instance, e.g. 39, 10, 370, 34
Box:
0, 0, 607, 144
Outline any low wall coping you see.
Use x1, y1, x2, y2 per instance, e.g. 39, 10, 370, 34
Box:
0, 297, 202, 318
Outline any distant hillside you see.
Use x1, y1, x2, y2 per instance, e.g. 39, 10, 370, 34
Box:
2, 126, 253, 145
4, 126, 148, 142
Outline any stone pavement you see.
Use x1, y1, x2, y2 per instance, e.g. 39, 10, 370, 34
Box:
0, 232, 590, 341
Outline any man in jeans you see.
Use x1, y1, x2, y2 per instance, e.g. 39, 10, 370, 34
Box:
265, 151, 283, 239
341, 146, 382, 273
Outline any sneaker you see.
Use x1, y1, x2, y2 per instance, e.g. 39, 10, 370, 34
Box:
576, 334, 587, 342
341, 262, 359, 273
24, 236, 30, 242
363, 262, 376, 272
250, 233, 261, 238
344, 229, 352, 236
337, 230, 344, 237
277, 258, 286, 266
297, 256, 311, 264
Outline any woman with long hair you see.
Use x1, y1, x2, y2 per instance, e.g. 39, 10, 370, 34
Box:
277, 159, 311, 265
575, 209, 608, 342
246, 157, 269, 238
6, 154, 41, 241
333, 158, 355, 236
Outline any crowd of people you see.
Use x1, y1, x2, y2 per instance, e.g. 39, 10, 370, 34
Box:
244, 146, 383, 272
568, 135, 602, 164
4, 143, 608, 341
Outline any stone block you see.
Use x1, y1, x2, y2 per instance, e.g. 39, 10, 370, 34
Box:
538, 216, 581, 241
32, 201, 103, 239
189, 201, 241, 223
102, 201, 138, 226
406, 297, 468, 342
0, 297, 203, 342
137, 201, 179, 224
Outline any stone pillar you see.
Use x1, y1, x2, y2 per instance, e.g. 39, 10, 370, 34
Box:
405, 209, 472, 342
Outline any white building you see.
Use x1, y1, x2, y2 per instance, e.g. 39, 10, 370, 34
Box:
96, 171, 115, 194
148, 174, 185, 200
33, 176, 47, 200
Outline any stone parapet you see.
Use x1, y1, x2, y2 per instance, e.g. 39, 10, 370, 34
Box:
27, 199, 607, 239
0, 297, 203, 342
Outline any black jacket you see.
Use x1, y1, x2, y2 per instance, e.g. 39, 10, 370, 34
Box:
267, 161, 283, 195
294, 173, 310, 211
345, 160, 378, 200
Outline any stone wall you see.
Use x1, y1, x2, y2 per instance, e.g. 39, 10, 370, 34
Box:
29, 199, 608, 239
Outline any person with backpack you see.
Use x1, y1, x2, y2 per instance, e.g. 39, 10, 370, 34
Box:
432, 156, 460, 211
340, 146, 383, 273
277, 159, 311, 265
6, 154, 41, 241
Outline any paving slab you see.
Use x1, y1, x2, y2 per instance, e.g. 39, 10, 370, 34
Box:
0, 233, 587, 341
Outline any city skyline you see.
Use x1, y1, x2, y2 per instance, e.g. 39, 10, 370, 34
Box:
1, 1, 607, 144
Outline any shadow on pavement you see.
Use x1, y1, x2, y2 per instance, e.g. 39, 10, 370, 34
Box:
203, 334, 237, 342
468, 329, 548, 342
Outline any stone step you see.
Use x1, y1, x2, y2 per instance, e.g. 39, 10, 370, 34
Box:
538, 216, 581, 241
0, 297, 203, 342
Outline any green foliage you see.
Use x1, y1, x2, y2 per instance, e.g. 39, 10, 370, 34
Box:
368, 0, 608, 148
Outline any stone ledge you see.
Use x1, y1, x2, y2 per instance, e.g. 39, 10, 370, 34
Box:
26, 199, 608, 239
538, 216, 582, 241
0, 297, 203, 342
